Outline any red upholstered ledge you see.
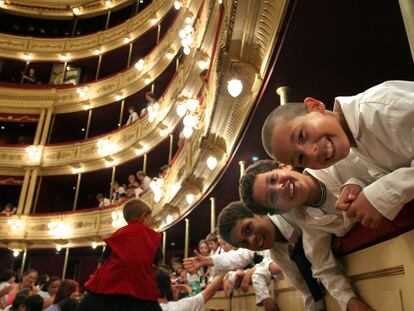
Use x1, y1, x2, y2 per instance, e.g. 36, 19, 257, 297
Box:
335, 200, 414, 256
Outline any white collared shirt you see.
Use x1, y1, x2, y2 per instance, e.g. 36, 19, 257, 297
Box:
212, 214, 325, 311
335, 80, 414, 220
126, 112, 138, 125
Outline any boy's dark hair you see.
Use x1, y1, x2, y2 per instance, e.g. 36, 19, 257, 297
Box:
205, 232, 218, 243
123, 199, 152, 223
128, 105, 136, 111
156, 268, 173, 300
54, 279, 78, 304
12, 293, 29, 311
136, 171, 146, 177
170, 257, 182, 265
24, 295, 43, 311
239, 159, 281, 215
198, 239, 208, 247
119, 193, 127, 198
0, 269, 17, 282
262, 102, 308, 158
96, 193, 104, 200
217, 201, 254, 246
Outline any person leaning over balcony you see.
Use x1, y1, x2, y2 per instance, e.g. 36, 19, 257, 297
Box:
0, 203, 16, 217
96, 193, 111, 208
136, 171, 152, 193
0, 270, 17, 309
126, 106, 139, 126
110, 181, 126, 204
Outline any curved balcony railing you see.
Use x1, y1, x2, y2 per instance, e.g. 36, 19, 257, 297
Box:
0, 0, 211, 176
0, 0, 289, 248
0, 0, 174, 61
0, 0, 134, 19
0, 0, 202, 115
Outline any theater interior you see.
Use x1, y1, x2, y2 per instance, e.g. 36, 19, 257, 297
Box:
0, 0, 413, 310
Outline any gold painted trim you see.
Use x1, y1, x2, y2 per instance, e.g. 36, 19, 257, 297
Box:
0, 0, 133, 19
0, 0, 175, 61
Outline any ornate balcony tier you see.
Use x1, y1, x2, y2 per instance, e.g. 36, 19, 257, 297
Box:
0, 0, 174, 61
0, 0, 135, 19
0, 0, 213, 176
0, 0, 203, 115
0, 0, 289, 247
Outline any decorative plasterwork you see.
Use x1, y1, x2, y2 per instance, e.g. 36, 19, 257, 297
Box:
0, 0, 175, 61
0, 0, 289, 248
0, 0, 133, 19
0, 0, 210, 176
0, 0, 198, 115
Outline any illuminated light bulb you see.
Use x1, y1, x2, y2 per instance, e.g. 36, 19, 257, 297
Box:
186, 193, 194, 204
83, 104, 91, 110
95, 48, 102, 55
123, 36, 131, 44
60, 54, 69, 61
186, 98, 199, 112
181, 36, 193, 47
173, 0, 181, 10
179, 29, 186, 39
56, 244, 62, 252
185, 16, 193, 24
176, 103, 187, 117
227, 79, 243, 97
166, 51, 174, 59
183, 46, 191, 55
159, 128, 168, 137
143, 74, 152, 84
0, 0, 6, 8
115, 94, 123, 101
135, 59, 144, 71
183, 114, 197, 128
72, 7, 80, 15
72, 166, 82, 174
105, 0, 112, 8
198, 59, 209, 70
218, 0, 223, 3
13, 250, 20, 257
154, 193, 161, 203
91, 242, 97, 249
184, 25, 194, 33
166, 215, 173, 225
23, 53, 32, 61
182, 126, 193, 139
111, 211, 118, 220
207, 156, 218, 170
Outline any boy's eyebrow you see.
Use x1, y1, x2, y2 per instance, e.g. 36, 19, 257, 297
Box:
289, 130, 296, 165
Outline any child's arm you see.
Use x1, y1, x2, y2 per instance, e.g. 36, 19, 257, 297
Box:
201, 274, 225, 302
335, 184, 363, 211
183, 248, 255, 273
345, 191, 385, 228
300, 222, 374, 311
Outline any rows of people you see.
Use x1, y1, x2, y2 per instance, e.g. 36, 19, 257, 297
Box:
0, 269, 80, 311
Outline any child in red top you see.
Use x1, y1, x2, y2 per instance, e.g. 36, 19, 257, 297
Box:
78, 199, 162, 311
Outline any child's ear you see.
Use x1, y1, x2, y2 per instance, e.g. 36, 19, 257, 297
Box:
278, 163, 293, 171
304, 97, 325, 113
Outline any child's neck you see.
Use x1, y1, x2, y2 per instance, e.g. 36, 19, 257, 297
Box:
304, 174, 323, 206
330, 104, 357, 147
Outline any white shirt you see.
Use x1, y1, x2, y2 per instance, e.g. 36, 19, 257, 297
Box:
160, 293, 204, 311
251, 251, 277, 305
141, 176, 152, 191
212, 214, 326, 311
98, 198, 111, 207
335, 80, 414, 220
126, 112, 138, 125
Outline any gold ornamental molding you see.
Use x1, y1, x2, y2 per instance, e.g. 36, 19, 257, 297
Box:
0, 0, 212, 176
0, 0, 134, 19
0, 0, 175, 61
0, 0, 289, 247
0, 0, 199, 115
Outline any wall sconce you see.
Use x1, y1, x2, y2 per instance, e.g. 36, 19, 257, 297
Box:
207, 155, 218, 170
23, 52, 32, 61
48, 221, 72, 239
26, 145, 42, 163
227, 78, 243, 97
186, 193, 195, 204
135, 59, 144, 71
112, 210, 126, 228
71, 164, 83, 174
174, 0, 181, 10
7, 217, 25, 232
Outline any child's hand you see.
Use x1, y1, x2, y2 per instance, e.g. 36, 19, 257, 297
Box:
335, 184, 362, 211
240, 272, 252, 292
347, 297, 375, 311
234, 270, 245, 288
262, 298, 279, 311
183, 250, 203, 273
345, 192, 384, 228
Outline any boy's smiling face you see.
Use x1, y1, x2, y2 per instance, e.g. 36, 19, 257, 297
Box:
271, 98, 350, 169
229, 215, 275, 251
252, 168, 315, 212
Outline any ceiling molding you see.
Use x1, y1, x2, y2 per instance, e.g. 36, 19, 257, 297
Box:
0, 0, 174, 61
